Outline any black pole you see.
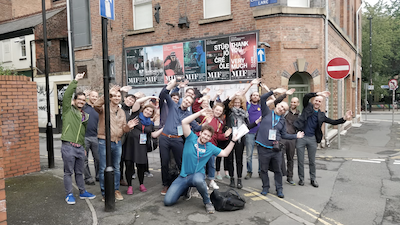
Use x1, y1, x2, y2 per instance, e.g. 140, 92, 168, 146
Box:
102, 17, 115, 211
368, 16, 373, 113
42, 0, 54, 168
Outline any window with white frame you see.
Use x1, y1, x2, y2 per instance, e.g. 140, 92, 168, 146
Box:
20, 39, 26, 59
287, 0, 309, 8
204, 0, 231, 19
2, 40, 11, 62
133, 0, 153, 30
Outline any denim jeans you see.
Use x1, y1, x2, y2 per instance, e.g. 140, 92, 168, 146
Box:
206, 155, 216, 180
164, 172, 210, 206
98, 139, 122, 196
245, 133, 260, 173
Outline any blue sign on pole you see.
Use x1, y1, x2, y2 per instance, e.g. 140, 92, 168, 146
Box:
250, 0, 278, 7
257, 48, 266, 63
100, 0, 115, 20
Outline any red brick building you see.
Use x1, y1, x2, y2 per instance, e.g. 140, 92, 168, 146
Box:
71, 0, 361, 145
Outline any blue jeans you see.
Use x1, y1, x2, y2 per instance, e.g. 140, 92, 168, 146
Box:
164, 173, 210, 206
98, 139, 122, 196
245, 133, 259, 173
206, 155, 216, 180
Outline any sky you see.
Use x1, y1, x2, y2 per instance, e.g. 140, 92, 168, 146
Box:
364, 0, 389, 6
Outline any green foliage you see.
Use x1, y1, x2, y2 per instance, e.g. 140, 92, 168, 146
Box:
0, 64, 18, 76
362, 0, 400, 102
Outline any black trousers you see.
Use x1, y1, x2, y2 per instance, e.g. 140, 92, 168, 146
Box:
227, 137, 245, 178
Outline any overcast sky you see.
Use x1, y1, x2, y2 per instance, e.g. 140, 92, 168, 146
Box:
364, 0, 389, 6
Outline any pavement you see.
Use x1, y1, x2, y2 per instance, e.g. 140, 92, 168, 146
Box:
5, 112, 400, 225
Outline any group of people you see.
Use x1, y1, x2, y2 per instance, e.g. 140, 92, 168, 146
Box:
60, 74, 352, 214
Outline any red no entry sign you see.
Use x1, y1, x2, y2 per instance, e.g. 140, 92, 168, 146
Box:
327, 57, 350, 80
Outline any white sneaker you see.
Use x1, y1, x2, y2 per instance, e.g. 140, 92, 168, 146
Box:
209, 180, 219, 190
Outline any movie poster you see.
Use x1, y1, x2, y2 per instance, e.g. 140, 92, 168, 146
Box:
126, 48, 145, 85
143, 46, 164, 85
183, 40, 206, 82
230, 33, 257, 80
206, 37, 230, 81
163, 43, 184, 84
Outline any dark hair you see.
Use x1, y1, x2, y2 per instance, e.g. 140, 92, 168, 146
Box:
170, 92, 179, 98
74, 92, 85, 100
201, 124, 215, 136
125, 94, 137, 101
185, 88, 195, 93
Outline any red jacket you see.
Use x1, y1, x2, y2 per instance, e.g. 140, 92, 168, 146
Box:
197, 116, 227, 146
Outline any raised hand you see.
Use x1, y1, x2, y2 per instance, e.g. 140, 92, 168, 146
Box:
83, 89, 91, 97
127, 118, 139, 129
178, 79, 189, 88
216, 89, 224, 96
260, 83, 270, 91
286, 88, 296, 95
200, 108, 213, 117
318, 91, 331, 98
224, 128, 232, 137
75, 72, 85, 81
235, 89, 245, 97
120, 86, 132, 93
344, 110, 353, 120
251, 78, 261, 85
273, 88, 287, 94
201, 87, 210, 95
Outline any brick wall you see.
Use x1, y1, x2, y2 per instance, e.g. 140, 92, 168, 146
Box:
0, 97, 6, 225
10, 0, 51, 19
35, 8, 70, 75
0, 0, 12, 22
0, 75, 40, 178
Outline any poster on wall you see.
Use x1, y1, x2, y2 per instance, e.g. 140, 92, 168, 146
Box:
163, 43, 184, 84
183, 40, 206, 82
126, 48, 145, 85
206, 37, 230, 81
230, 33, 257, 80
143, 46, 164, 85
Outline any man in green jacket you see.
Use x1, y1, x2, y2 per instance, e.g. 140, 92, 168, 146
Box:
61, 72, 96, 205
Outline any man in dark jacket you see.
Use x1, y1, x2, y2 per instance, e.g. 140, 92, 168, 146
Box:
61, 72, 96, 204
294, 91, 352, 188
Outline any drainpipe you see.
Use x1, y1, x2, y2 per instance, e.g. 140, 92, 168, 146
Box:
355, 1, 363, 121
324, 0, 329, 147
67, 0, 76, 79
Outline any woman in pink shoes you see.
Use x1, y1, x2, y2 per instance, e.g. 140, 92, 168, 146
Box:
124, 104, 163, 194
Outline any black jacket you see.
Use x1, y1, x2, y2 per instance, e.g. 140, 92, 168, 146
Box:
294, 92, 345, 143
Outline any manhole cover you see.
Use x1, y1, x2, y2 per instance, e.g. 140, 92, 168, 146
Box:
376, 150, 398, 155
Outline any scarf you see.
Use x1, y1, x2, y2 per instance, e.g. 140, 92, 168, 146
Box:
231, 107, 248, 128
139, 112, 153, 126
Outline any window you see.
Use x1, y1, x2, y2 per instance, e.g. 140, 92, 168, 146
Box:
2, 40, 11, 62
204, 0, 231, 19
20, 39, 26, 59
72, 0, 91, 47
60, 40, 69, 60
287, 0, 309, 8
133, 0, 153, 30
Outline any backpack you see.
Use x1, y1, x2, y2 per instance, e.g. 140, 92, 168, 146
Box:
210, 188, 246, 211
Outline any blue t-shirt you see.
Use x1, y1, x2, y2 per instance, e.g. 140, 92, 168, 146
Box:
305, 111, 318, 137
180, 132, 221, 177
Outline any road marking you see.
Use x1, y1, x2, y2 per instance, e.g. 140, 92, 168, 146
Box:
394, 160, 400, 164
370, 159, 386, 161
251, 196, 268, 201
352, 159, 381, 163
246, 187, 342, 225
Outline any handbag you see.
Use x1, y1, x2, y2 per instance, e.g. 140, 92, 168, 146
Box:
272, 140, 285, 152
210, 188, 246, 211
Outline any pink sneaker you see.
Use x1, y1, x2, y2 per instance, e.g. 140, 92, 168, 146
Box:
127, 186, 133, 195
139, 184, 147, 192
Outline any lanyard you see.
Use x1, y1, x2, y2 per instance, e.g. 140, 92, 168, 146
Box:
142, 125, 145, 133
272, 112, 279, 128
195, 141, 206, 161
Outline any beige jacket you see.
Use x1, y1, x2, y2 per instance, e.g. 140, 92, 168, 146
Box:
94, 96, 130, 143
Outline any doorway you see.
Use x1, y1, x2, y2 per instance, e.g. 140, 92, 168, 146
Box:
288, 72, 311, 111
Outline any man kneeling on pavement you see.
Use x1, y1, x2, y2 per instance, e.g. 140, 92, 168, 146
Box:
164, 108, 239, 214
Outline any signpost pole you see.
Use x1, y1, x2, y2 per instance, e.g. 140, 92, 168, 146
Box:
392, 89, 395, 125
365, 83, 368, 121
338, 80, 341, 149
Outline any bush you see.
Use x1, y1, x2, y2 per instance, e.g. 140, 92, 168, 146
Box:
0, 65, 18, 76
